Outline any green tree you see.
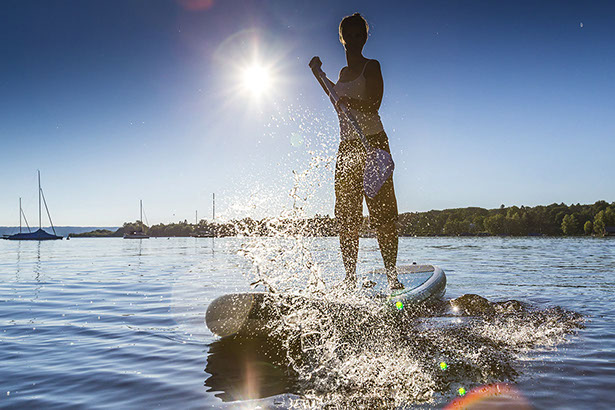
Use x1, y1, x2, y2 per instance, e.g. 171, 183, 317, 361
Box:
606, 207, 615, 226
122, 221, 148, 235
443, 216, 469, 235
584, 220, 593, 235
506, 206, 520, 219
484, 214, 505, 235
595, 207, 615, 236
472, 215, 485, 232
592, 200, 609, 216
506, 212, 526, 236
594, 211, 606, 235
561, 214, 580, 235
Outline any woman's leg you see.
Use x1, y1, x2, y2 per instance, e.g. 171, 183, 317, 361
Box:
376, 219, 398, 273
339, 222, 360, 281
335, 141, 364, 286
365, 132, 403, 290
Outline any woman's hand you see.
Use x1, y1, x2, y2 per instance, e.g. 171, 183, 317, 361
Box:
309, 56, 322, 70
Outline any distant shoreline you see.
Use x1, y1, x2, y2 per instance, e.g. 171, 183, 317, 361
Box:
65, 201, 615, 238
0, 226, 119, 238
66, 233, 614, 239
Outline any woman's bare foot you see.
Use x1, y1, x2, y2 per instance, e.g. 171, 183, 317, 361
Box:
334, 275, 357, 291
386, 268, 404, 291
388, 277, 404, 291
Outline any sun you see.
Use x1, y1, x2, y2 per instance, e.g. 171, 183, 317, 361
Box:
241, 64, 272, 97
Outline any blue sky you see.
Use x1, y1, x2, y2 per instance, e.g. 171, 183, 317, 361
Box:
1, 0, 614, 226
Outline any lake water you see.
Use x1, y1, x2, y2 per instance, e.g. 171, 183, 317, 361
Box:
1, 236, 614, 409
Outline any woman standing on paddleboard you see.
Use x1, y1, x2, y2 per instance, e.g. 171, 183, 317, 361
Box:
310, 13, 403, 291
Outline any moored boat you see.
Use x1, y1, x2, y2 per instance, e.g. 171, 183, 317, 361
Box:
4, 171, 62, 241
124, 200, 150, 239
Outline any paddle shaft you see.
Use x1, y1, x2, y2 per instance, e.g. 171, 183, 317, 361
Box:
309, 60, 372, 152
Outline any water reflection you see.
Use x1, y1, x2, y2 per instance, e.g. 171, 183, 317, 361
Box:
15, 240, 22, 280
34, 240, 42, 280
123, 238, 144, 272
34, 241, 42, 299
204, 336, 293, 402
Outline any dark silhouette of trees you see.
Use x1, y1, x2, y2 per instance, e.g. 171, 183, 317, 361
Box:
72, 200, 615, 238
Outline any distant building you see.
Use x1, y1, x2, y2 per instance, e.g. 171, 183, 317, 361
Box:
605, 226, 615, 236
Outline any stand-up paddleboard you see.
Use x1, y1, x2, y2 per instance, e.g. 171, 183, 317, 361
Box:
206, 265, 446, 338
363, 264, 447, 309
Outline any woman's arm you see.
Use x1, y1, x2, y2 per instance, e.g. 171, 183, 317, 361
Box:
309, 56, 336, 97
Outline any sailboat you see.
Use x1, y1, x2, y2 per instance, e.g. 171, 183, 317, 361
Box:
123, 200, 149, 239
195, 193, 216, 238
4, 171, 63, 241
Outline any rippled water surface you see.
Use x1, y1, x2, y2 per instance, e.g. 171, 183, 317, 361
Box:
1, 237, 614, 408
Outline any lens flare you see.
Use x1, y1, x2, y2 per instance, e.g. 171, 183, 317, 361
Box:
445, 383, 531, 410
395, 301, 403, 310
439, 361, 448, 370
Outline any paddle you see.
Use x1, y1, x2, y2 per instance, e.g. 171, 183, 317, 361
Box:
309, 57, 394, 198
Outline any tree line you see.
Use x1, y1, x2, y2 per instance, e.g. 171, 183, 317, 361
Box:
71, 200, 615, 238
397, 200, 615, 236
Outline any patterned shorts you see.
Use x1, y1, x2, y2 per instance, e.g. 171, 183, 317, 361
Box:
335, 131, 398, 230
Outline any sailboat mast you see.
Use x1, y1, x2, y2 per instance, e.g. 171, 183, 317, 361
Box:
19, 197, 22, 233
38, 170, 41, 230
140, 200, 143, 224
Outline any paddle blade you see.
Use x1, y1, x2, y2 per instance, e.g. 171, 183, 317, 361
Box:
364, 148, 395, 198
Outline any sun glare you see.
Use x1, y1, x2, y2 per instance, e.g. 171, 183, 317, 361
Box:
241, 64, 272, 97
213, 28, 289, 109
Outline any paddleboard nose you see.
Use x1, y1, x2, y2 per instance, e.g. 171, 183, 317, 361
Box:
206, 293, 256, 338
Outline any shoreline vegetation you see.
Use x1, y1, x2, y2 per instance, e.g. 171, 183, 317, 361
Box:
69, 201, 615, 238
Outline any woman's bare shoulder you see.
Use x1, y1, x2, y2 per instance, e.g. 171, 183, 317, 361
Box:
365, 59, 381, 75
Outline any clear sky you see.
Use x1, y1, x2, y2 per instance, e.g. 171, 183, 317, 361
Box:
1, 0, 614, 226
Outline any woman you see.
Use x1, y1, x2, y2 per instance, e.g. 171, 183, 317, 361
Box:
311, 13, 403, 291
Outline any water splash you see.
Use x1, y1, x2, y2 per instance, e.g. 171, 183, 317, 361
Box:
228, 101, 340, 297
215, 103, 584, 408
230, 230, 584, 407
